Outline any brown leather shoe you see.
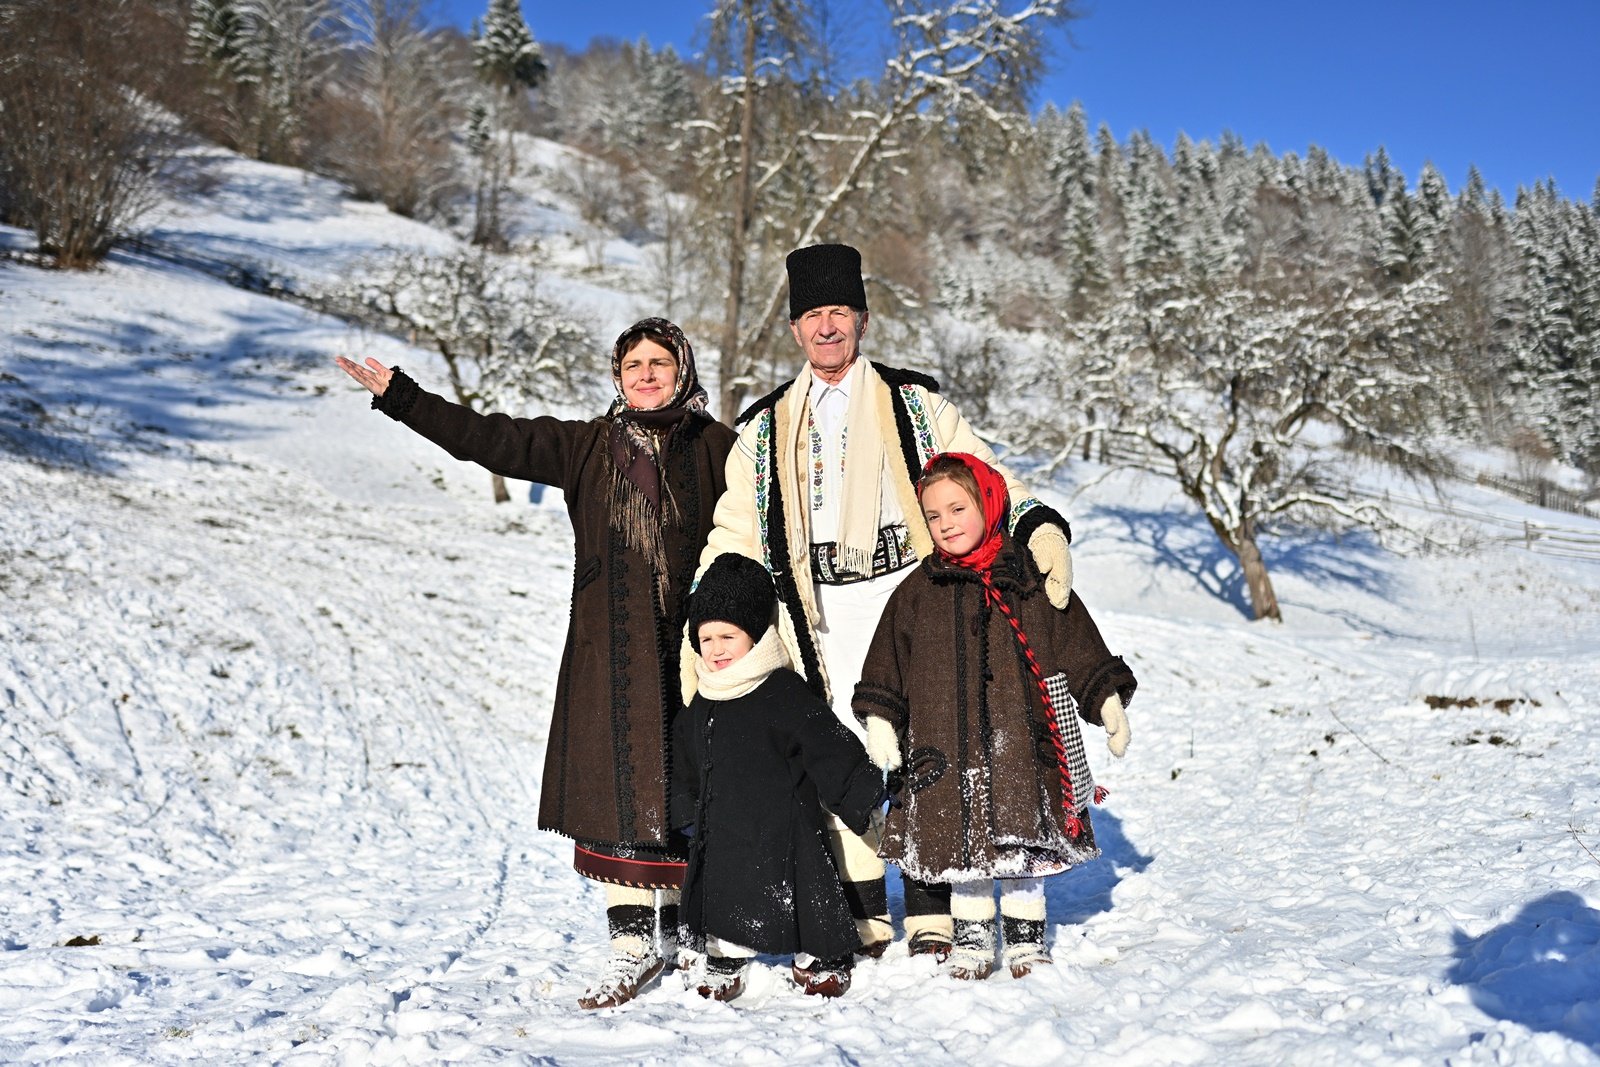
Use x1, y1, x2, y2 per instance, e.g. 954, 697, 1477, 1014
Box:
856, 938, 891, 959
791, 960, 852, 997
946, 954, 994, 981
907, 932, 952, 962
1005, 943, 1053, 979
695, 974, 744, 1001
577, 953, 665, 1009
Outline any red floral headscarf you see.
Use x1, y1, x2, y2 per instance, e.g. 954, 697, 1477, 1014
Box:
917, 452, 1011, 574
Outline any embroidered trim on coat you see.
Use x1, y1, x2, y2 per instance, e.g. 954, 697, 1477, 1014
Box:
751, 409, 773, 571
900, 385, 937, 466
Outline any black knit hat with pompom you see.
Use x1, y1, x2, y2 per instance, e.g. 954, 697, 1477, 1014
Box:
689, 553, 776, 650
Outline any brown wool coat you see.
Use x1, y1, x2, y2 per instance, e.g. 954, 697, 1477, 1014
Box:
397, 389, 736, 849
853, 534, 1137, 882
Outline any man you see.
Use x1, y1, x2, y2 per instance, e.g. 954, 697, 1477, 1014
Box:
687, 243, 1081, 965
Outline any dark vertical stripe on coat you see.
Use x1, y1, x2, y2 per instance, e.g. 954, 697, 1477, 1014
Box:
977, 591, 1000, 847
953, 582, 974, 869
608, 525, 637, 841
886, 377, 926, 476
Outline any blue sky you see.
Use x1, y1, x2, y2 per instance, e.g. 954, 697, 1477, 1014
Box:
436, 0, 1600, 202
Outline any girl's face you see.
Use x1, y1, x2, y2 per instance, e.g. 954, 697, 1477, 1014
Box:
920, 477, 985, 557
618, 339, 678, 409
697, 622, 754, 671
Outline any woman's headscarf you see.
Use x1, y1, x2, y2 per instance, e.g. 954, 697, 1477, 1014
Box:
604, 318, 709, 611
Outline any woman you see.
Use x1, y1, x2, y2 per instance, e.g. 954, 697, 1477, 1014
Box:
335, 318, 736, 1009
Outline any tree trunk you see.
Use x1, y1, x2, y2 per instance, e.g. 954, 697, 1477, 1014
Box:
1235, 522, 1282, 622
717, 0, 758, 422
491, 472, 510, 504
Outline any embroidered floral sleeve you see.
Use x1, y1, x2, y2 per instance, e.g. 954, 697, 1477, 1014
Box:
922, 385, 1047, 534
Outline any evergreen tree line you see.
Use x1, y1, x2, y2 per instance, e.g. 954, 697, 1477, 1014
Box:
917, 106, 1600, 480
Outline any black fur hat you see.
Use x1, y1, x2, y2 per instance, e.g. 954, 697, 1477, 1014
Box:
689, 553, 776, 650
786, 243, 868, 320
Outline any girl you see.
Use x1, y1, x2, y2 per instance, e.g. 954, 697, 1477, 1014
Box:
672, 552, 884, 1001
853, 453, 1136, 980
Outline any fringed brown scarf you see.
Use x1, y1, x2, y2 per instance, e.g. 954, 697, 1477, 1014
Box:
608, 406, 689, 612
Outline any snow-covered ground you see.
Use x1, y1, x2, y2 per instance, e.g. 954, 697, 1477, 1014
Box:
3, 149, 1600, 1065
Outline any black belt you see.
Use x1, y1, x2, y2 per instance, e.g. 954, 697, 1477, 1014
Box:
810, 526, 915, 585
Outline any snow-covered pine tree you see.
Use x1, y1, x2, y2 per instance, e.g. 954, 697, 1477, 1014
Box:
186, 0, 339, 163
472, 0, 546, 97
468, 0, 545, 247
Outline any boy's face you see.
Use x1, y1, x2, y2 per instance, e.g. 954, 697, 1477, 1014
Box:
920, 478, 985, 557
697, 622, 754, 671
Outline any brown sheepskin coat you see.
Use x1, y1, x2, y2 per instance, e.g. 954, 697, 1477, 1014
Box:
393, 387, 736, 850
853, 534, 1136, 882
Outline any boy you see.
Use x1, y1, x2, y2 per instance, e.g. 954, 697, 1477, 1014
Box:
673, 553, 884, 1000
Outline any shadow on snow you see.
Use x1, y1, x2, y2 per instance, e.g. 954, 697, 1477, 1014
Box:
2, 257, 342, 472
1088, 502, 1394, 623
882, 807, 1153, 940
1447, 890, 1600, 1050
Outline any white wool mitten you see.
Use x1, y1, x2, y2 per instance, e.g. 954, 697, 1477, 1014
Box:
864, 716, 902, 771
1027, 524, 1073, 609
1102, 693, 1131, 758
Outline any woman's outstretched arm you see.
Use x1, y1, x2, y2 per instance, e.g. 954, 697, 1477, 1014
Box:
333, 355, 582, 488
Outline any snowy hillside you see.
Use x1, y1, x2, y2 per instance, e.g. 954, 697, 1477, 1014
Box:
3, 147, 1600, 1066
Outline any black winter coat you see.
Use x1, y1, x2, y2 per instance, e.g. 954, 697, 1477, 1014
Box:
671, 668, 883, 959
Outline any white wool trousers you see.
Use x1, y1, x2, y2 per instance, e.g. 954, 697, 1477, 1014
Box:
812, 566, 918, 738
813, 565, 942, 946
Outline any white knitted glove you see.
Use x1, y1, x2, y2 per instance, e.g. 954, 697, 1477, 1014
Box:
864, 716, 902, 772
1028, 524, 1073, 609
1102, 693, 1131, 758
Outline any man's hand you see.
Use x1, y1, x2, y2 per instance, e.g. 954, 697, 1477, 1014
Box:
864, 716, 902, 771
334, 355, 393, 397
1028, 524, 1073, 609
1102, 693, 1130, 758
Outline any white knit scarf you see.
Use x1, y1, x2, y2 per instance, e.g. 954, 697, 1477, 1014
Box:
693, 626, 792, 702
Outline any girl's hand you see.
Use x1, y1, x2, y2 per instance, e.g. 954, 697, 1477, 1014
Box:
1102, 694, 1131, 757
335, 355, 394, 397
